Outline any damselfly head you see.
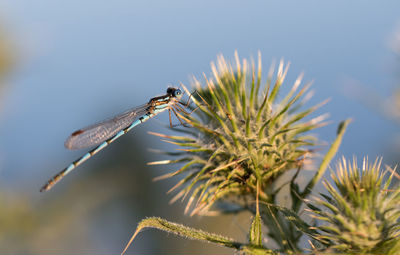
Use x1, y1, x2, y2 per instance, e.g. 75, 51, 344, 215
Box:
167, 87, 182, 98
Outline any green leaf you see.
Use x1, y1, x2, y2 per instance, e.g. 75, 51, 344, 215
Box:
301, 119, 351, 200
121, 217, 243, 255
249, 213, 263, 246
240, 245, 279, 255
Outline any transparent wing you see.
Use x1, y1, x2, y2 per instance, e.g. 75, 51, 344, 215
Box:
64, 103, 150, 150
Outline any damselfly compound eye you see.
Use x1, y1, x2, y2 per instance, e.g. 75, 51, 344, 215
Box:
174, 89, 182, 97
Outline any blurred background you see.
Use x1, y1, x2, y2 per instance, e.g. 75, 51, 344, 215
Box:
0, 1, 400, 254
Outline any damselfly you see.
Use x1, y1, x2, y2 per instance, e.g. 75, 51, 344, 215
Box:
41, 87, 189, 192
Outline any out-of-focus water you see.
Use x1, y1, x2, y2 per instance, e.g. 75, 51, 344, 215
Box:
0, 1, 399, 255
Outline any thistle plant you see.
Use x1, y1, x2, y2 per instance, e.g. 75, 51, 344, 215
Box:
151, 53, 327, 216
306, 157, 400, 254
121, 53, 355, 254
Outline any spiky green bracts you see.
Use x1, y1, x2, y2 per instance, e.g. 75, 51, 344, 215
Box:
308, 157, 400, 254
150, 53, 328, 216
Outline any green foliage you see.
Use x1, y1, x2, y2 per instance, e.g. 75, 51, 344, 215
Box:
121, 217, 278, 255
122, 53, 400, 255
249, 213, 263, 247
121, 217, 239, 254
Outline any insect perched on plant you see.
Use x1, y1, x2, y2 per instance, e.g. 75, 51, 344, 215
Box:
40, 87, 192, 192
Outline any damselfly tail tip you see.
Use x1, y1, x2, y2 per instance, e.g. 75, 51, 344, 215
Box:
40, 180, 55, 192
40, 184, 50, 192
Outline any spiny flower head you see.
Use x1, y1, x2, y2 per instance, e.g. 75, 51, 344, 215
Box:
151, 53, 327, 216
309, 157, 400, 254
